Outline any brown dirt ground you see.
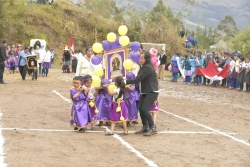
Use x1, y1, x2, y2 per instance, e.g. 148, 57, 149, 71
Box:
0, 68, 250, 167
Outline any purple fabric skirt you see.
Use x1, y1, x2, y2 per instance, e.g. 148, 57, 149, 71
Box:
172, 66, 179, 73
184, 70, 192, 76
110, 101, 128, 123
150, 103, 159, 112
43, 62, 51, 68
70, 101, 92, 128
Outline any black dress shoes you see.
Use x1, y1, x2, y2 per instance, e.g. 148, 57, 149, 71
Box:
135, 125, 149, 134
143, 125, 157, 136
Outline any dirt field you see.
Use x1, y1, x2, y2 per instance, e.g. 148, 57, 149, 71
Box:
0, 68, 250, 167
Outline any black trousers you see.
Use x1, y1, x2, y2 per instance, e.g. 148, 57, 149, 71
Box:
139, 92, 159, 127
19, 65, 27, 80
221, 78, 227, 86
0, 62, 4, 82
38, 63, 42, 75
72, 66, 76, 73
32, 69, 38, 79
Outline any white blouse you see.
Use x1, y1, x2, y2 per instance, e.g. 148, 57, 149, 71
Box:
113, 88, 122, 101
131, 63, 140, 76
76, 55, 93, 76
82, 85, 95, 100
43, 50, 52, 62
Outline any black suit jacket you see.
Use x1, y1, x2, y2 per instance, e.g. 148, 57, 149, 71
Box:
126, 63, 159, 94
0, 45, 6, 62
159, 54, 167, 65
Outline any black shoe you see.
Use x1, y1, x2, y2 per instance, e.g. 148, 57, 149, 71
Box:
135, 125, 149, 134
74, 127, 78, 130
143, 125, 157, 136
0, 81, 7, 84
77, 128, 85, 133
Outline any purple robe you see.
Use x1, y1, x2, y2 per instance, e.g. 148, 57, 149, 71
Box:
70, 89, 92, 128
94, 89, 112, 121
125, 84, 138, 121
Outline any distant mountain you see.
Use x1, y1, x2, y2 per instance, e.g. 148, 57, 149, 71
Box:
72, 0, 250, 29
116, 0, 250, 29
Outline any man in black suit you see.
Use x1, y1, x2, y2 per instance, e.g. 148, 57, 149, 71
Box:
126, 50, 159, 136
158, 49, 167, 79
0, 39, 7, 84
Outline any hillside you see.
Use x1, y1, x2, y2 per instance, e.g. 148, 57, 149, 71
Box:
0, 0, 119, 63
113, 0, 250, 29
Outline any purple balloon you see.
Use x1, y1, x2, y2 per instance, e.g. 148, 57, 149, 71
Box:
131, 41, 140, 52
102, 40, 111, 51
130, 52, 140, 63
126, 72, 135, 80
128, 53, 132, 59
111, 77, 116, 82
101, 79, 110, 86
91, 56, 102, 65
110, 42, 120, 50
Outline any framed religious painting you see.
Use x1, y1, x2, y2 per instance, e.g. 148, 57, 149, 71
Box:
26, 55, 38, 69
104, 47, 128, 80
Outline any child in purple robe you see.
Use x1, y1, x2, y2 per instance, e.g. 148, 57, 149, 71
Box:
82, 75, 98, 130
150, 98, 159, 124
103, 76, 128, 136
70, 76, 92, 133
9, 52, 18, 73
125, 73, 138, 126
94, 88, 112, 125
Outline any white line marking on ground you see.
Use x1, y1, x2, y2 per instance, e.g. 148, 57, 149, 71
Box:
53, 90, 72, 103
102, 126, 158, 167
0, 113, 7, 167
159, 109, 250, 147
158, 131, 236, 135
0, 128, 236, 135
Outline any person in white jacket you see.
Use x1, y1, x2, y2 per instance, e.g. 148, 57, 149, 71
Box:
75, 46, 94, 76
42, 46, 52, 77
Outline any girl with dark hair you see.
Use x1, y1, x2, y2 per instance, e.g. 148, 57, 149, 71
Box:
42, 46, 52, 77
104, 76, 128, 136
76, 46, 94, 76
126, 51, 159, 136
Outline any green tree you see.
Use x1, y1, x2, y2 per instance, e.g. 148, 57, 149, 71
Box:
217, 15, 238, 39
229, 27, 250, 56
84, 0, 124, 21
0, 0, 6, 37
